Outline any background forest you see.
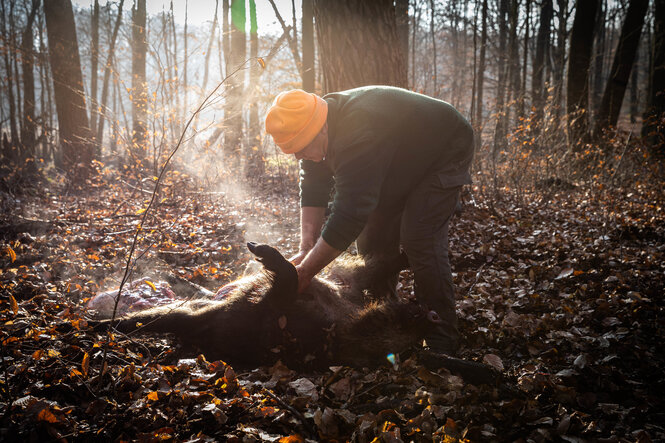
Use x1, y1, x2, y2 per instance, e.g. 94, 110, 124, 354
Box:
1, 0, 663, 191
1, 0, 664, 441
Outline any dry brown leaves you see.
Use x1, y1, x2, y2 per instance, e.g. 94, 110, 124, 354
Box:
0, 174, 663, 441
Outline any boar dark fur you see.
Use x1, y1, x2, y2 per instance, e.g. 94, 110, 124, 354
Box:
95, 242, 432, 368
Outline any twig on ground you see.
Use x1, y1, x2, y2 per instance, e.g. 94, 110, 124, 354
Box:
262, 388, 316, 438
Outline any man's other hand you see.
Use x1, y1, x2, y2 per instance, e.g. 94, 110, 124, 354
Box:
295, 264, 315, 293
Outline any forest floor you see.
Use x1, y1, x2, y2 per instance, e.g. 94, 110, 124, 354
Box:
0, 167, 664, 442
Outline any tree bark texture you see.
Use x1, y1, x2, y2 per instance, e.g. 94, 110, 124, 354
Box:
591, 0, 606, 114
44, 0, 94, 179
132, 0, 147, 154
302, 0, 315, 92
1, 0, 19, 154
532, 0, 552, 125
312, 0, 407, 93
90, 0, 100, 131
246, 0, 263, 176
474, 0, 488, 144
552, 0, 570, 118
493, 0, 509, 155
643, 0, 665, 154
395, 0, 409, 86
567, 0, 598, 145
21, 0, 40, 158
226, 0, 246, 170
595, 0, 649, 134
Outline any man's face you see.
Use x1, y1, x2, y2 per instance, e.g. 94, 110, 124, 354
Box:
295, 123, 328, 162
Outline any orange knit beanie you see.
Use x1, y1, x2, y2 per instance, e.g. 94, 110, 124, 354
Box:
265, 90, 328, 154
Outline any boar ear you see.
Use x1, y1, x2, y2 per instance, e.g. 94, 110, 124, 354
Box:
246, 242, 298, 293
247, 242, 289, 270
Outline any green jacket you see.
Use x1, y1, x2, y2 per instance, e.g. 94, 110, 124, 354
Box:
300, 86, 474, 251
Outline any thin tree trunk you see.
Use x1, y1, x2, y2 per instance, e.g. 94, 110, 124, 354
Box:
226, 0, 246, 171
170, 1, 181, 134
1, 1, 18, 153
553, 0, 570, 119
44, 0, 94, 180
475, 0, 488, 147
183, 0, 188, 115
38, 11, 54, 162
246, 0, 263, 176
629, 42, 639, 124
429, 0, 437, 95
90, 0, 100, 131
21, 0, 41, 159
395, 0, 409, 87
95, 0, 124, 155
132, 0, 148, 156
493, 0, 509, 155
411, 2, 420, 89
642, 0, 664, 154
111, 62, 118, 155
11, 2, 23, 134
507, 0, 520, 121
222, 0, 230, 75
591, 0, 606, 115
302, 0, 315, 92
567, 0, 599, 147
595, 0, 649, 134
532, 0, 552, 131
520, 0, 531, 118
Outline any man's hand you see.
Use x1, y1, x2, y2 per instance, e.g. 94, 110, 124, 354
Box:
293, 237, 343, 293
295, 263, 315, 293
289, 250, 309, 266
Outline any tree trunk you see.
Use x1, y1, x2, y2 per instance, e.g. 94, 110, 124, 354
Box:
474, 0, 488, 147
132, 0, 148, 157
183, 0, 188, 116
302, 0, 315, 92
11, 2, 23, 134
410, 3, 420, 89
90, 0, 100, 131
1, 0, 18, 157
493, 0, 509, 155
642, 0, 664, 155
44, 0, 94, 180
95, 0, 124, 155
429, 0, 437, 95
520, 0, 531, 118
532, 0, 552, 130
591, 0, 606, 115
595, 0, 649, 134
169, 1, 181, 134
395, 0, 409, 86
313, 0, 407, 93
552, 0, 570, 119
21, 0, 40, 159
222, 0, 230, 75
507, 0, 520, 120
226, 0, 246, 171
567, 0, 599, 146
629, 43, 639, 124
246, 0, 263, 176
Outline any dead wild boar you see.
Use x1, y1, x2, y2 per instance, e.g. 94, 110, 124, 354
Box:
94, 242, 439, 368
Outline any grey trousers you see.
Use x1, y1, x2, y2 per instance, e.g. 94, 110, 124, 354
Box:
356, 177, 461, 353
